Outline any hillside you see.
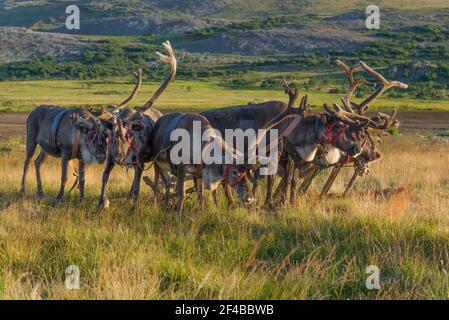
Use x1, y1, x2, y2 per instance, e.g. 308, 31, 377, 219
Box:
0, 27, 91, 64
0, 1, 448, 100
1, 0, 449, 36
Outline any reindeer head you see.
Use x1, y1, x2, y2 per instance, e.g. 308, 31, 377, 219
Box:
324, 60, 407, 161
123, 111, 157, 166
70, 114, 108, 164
201, 134, 256, 205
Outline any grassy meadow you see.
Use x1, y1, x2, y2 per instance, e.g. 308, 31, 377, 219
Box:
0, 135, 448, 299
1, 76, 449, 113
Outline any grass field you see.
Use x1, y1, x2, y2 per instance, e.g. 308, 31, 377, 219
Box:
0, 135, 448, 299
1, 77, 449, 113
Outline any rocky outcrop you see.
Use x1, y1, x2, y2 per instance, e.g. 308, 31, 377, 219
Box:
0, 27, 90, 64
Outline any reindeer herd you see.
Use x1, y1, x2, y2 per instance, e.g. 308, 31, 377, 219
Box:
20, 41, 408, 213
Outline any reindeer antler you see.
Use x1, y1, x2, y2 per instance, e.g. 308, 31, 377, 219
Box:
323, 103, 372, 127
369, 110, 399, 130
336, 60, 374, 114
118, 68, 143, 109
352, 61, 408, 114
282, 79, 299, 109
140, 41, 177, 111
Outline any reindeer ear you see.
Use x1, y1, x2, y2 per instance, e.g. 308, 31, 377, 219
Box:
73, 116, 93, 134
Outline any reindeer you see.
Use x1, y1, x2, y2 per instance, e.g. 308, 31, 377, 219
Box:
21, 106, 109, 204
256, 70, 404, 208
97, 41, 176, 209
137, 108, 303, 214
293, 60, 407, 199
198, 80, 310, 207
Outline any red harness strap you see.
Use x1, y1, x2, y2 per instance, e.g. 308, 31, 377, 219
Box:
223, 164, 247, 187
320, 121, 349, 146
86, 128, 99, 152
339, 153, 352, 164
125, 129, 140, 166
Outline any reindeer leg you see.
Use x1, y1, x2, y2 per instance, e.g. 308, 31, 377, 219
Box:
194, 176, 205, 209
54, 154, 69, 205
99, 155, 115, 209
265, 175, 275, 210
343, 167, 361, 196
21, 139, 37, 195
299, 167, 321, 194
130, 165, 143, 209
78, 159, 85, 199
176, 166, 186, 214
34, 150, 47, 198
224, 184, 234, 209
251, 170, 260, 200
154, 167, 161, 201
273, 173, 288, 205
320, 164, 343, 198
290, 166, 298, 205
157, 168, 172, 209
279, 159, 293, 207
211, 190, 218, 207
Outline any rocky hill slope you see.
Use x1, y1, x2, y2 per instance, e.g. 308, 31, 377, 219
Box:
0, 27, 90, 64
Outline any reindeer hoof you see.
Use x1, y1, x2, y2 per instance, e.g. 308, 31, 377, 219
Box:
227, 203, 236, 210
36, 191, 45, 199
52, 196, 64, 206
99, 198, 110, 209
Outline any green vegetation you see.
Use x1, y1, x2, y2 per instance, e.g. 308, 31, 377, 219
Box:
1, 136, 449, 299
189, 15, 319, 37
1, 77, 448, 113
2, 22, 448, 100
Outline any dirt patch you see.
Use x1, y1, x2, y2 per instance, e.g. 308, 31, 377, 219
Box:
1, 110, 448, 140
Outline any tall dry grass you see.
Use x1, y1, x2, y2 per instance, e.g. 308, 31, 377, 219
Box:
0, 135, 448, 299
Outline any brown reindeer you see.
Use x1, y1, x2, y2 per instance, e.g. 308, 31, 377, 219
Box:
97, 41, 176, 208
292, 60, 407, 199
198, 80, 310, 207
137, 107, 301, 213
21, 107, 109, 204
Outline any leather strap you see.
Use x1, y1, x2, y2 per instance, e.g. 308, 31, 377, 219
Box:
51, 109, 70, 150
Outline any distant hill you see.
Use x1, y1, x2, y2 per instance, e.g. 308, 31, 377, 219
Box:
1, 0, 448, 101
1, 0, 448, 36
0, 27, 91, 64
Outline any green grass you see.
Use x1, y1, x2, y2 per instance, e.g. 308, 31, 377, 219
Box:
1, 77, 448, 113
0, 136, 448, 299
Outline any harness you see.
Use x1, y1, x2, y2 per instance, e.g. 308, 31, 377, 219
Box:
50, 109, 71, 152
86, 127, 100, 152
223, 164, 247, 187
124, 129, 141, 166
162, 113, 186, 150
317, 117, 370, 165
320, 120, 349, 145
149, 113, 187, 175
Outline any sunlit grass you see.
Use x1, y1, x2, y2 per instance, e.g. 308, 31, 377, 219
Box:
1, 77, 448, 113
0, 135, 448, 299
